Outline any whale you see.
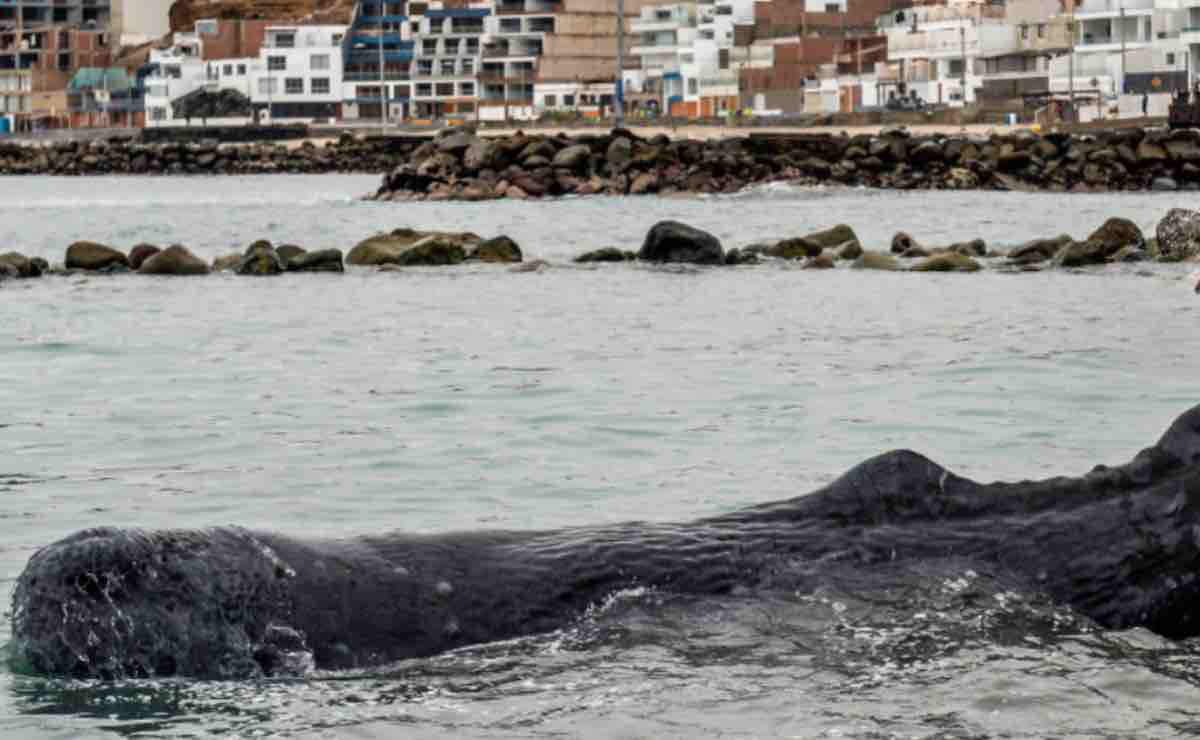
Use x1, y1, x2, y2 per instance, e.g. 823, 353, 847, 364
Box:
11, 404, 1200, 680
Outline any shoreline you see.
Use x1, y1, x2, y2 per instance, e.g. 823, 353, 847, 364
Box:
4, 125, 1196, 199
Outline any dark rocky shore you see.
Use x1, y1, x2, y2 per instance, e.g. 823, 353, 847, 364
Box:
4, 206, 1200, 285
0, 135, 417, 176
3, 126, 1200, 198
371, 126, 1200, 201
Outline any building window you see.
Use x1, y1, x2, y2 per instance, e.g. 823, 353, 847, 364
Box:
311, 54, 330, 71
311, 77, 331, 94
824, 2, 839, 11
333, 33, 344, 45
273, 32, 296, 48
1037, 24, 1045, 38
423, 39, 438, 55
440, 59, 456, 75
435, 82, 454, 96
1168, 52, 1176, 65
285, 77, 304, 94
544, 94, 557, 106
196, 20, 218, 36
687, 79, 697, 95
563, 94, 575, 106
268, 56, 287, 71
460, 81, 475, 96
223, 63, 233, 76
258, 78, 278, 95
1020, 24, 1029, 39
238, 64, 247, 75
444, 39, 460, 55
150, 106, 167, 120
394, 83, 410, 98
416, 83, 432, 96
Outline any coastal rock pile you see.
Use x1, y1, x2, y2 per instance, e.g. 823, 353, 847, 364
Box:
0, 136, 418, 176
4, 208, 1199, 288
372, 126, 1200, 201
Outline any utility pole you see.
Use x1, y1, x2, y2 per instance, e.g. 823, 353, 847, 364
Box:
959, 22, 966, 105
1119, 4, 1126, 96
1068, 0, 1076, 121
379, 9, 388, 132
615, 0, 625, 125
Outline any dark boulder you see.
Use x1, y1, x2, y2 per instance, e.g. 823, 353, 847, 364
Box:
0, 251, 43, 278
127, 244, 162, 270
275, 244, 307, 264
286, 248, 344, 273
468, 236, 523, 263
1008, 235, 1073, 265
1086, 218, 1144, 256
1155, 208, 1200, 261
574, 247, 636, 263
139, 245, 210, 276
237, 243, 285, 276
638, 220, 724, 265
65, 241, 129, 271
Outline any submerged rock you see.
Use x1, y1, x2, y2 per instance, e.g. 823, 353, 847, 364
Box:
286, 248, 344, 273
853, 252, 902, 271
1008, 235, 1073, 265
638, 221, 724, 265
911, 253, 982, 272
347, 229, 478, 267
212, 253, 242, 272
574, 247, 635, 263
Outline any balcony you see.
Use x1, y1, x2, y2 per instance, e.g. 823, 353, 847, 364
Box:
1183, 25, 1200, 43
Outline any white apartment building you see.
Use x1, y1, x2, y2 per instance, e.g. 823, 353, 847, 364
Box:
253, 25, 346, 122
144, 23, 347, 127
629, 3, 698, 114
410, 7, 487, 120
680, 0, 757, 116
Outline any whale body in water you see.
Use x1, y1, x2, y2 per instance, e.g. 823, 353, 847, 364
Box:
12, 404, 1200, 679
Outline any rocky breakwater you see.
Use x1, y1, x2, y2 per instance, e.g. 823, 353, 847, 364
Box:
0, 134, 420, 176
372, 126, 1200, 201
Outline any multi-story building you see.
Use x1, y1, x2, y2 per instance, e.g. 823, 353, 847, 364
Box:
0, 25, 113, 131
341, 0, 413, 122
477, 0, 654, 122
628, 2, 698, 115
410, 6, 488, 121
111, 0, 174, 47
678, 0, 757, 117
144, 20, 347, 126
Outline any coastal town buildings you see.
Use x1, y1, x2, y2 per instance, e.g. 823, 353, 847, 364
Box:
111, 0, 175, 48
0, 0, 114, 131
144, 20, 346, 126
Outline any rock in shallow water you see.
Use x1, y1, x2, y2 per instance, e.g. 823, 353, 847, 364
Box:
65, 241, 129, 271
638, 221, 725, 265
139, 245, 210, 276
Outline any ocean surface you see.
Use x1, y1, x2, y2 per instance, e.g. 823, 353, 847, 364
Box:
2, 175, 1200, 738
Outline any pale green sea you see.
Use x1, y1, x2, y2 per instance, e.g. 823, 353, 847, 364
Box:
1, 176, 1200, 738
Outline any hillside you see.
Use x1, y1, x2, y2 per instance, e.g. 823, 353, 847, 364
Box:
168, 0, 356, 31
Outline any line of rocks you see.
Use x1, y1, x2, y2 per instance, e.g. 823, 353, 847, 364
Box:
6, 206, 1200, 286
0, 134, 420, 176
372, 125, 1200, 201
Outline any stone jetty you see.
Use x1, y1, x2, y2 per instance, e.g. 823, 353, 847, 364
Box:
4, 207, 1200, 287
3, 126, 1200, 198
0, 135, 419, 176
370, 125, 1200, 201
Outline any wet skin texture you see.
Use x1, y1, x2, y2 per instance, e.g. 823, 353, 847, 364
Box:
12, 404, 1200, 679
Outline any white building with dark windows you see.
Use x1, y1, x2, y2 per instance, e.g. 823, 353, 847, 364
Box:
144, 22, 348, 126
252, 25, 346, 122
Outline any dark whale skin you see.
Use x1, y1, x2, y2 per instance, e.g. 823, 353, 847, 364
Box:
12, 404, 1200, 679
